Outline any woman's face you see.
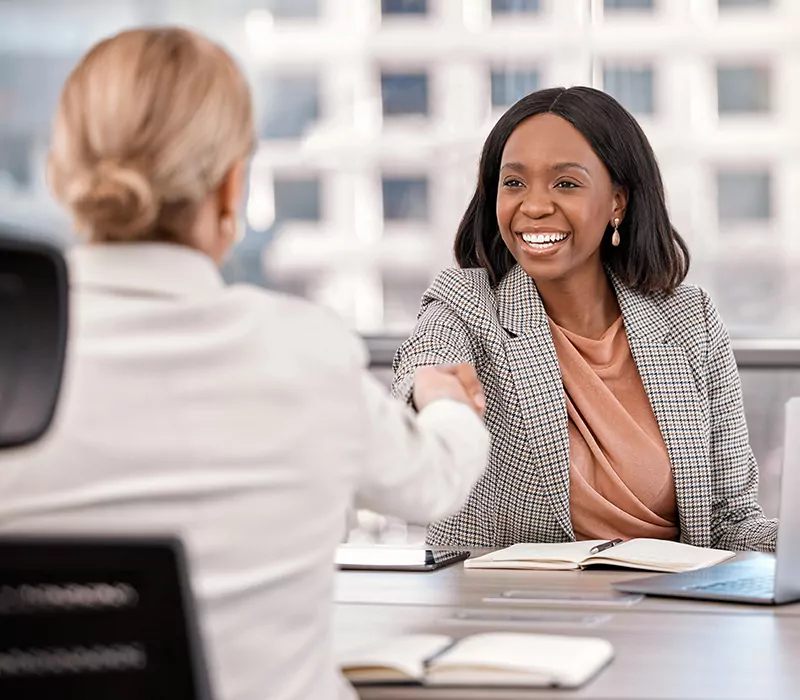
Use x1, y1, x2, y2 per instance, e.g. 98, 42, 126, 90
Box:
496, 113, 626, 284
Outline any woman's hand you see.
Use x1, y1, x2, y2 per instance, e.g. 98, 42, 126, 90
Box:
412, 364, 486, 417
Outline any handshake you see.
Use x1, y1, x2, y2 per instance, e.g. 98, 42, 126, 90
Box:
413, 364, 486, 417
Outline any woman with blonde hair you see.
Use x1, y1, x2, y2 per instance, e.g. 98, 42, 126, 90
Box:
0, 27, 489, 700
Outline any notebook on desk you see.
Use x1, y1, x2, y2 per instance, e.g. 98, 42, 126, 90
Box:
338, 632, 613, 688
465, 538, 734, 574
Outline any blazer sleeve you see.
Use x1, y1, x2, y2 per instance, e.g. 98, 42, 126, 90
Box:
391, 297, 478, 405
703, 291, 778, 552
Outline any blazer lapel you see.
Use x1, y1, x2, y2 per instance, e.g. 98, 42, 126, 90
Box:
610, 275, 711, 545
497, 266, 574, 540
494, 267, 711, 544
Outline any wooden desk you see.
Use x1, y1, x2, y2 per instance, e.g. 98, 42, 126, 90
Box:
334, 552, 800, 699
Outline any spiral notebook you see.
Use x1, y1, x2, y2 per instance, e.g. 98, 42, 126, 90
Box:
338, 632, 613, 688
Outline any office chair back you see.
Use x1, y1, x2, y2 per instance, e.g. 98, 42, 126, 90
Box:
0, 536, 213, 700
0, 229, 68, 448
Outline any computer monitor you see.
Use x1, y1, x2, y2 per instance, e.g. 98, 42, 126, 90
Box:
0, 536, 212, 700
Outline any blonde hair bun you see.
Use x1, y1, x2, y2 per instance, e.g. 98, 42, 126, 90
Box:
49, 27, 254, 243
67, 160, 158, 240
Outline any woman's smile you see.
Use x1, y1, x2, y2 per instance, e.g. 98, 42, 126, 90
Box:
516, 229, 571, 255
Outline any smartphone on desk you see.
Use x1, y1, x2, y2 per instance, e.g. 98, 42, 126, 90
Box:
335, 546, 470, 572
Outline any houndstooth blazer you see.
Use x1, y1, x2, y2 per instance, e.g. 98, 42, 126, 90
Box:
392, 264, 778, 552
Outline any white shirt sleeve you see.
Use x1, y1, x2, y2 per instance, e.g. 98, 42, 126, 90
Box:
354, 370, 490, 525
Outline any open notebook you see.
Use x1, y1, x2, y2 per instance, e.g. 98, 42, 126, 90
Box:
464, 538, 734, 573
338, 632, 613, 688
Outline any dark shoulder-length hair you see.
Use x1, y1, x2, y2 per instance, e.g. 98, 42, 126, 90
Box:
454, 86, 689, 294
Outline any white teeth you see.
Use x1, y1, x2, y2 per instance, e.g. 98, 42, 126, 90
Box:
521, 232, 567, 245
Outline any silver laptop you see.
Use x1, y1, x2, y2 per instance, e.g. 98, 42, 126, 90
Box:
613, 398, 800, 605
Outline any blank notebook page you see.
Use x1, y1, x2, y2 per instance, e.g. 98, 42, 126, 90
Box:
338, 634, 451, 681
466, 541, 604, 565
427, 632, 613, 687
590, 539, 733, 570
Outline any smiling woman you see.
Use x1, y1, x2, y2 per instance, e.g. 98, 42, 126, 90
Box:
455, 87, 689, 298
494, 112, 632, 339
392, 86, 778, 553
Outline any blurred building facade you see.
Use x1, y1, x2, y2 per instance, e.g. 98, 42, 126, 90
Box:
1, 0, 799, 337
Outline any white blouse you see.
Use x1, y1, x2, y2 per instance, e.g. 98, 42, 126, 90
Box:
0, 243, 489, 700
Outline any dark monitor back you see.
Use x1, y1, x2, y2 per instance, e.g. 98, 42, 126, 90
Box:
0, 230, 68, 448
0, 536, 212, 700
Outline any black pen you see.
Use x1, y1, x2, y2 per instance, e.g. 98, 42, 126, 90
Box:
589, 538, 623, 555
422, 639, 460, 669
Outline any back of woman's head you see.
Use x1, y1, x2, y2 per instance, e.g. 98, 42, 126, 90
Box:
455, 86, 689, 294
49, 27, 254, 243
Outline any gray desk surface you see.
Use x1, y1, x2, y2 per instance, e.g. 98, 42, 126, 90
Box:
334, 550, 800, 617
333, 550, 800, 699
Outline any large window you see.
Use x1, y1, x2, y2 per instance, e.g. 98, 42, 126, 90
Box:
0, 135, 32, 190
383, 274, 430, 331
259, 73, 320, 140
0, 54, 75, 135
0, 0, 797, 340
604, 0, 655, 11
382, 176, 429, 222
717, 64, 771, 115
382, 0, 428, 16
273, 177, 322, 222
717, 169, 772, 222
259, 0, 320, 19
602, 66, 655, 116
491, 0, 540, 14
491, 69, 540, 109
714, 262, 784, 330
718, 0, 771, 8
381, 72, 429, 117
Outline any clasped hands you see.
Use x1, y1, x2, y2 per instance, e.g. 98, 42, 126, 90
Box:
412, 364, 486, 417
